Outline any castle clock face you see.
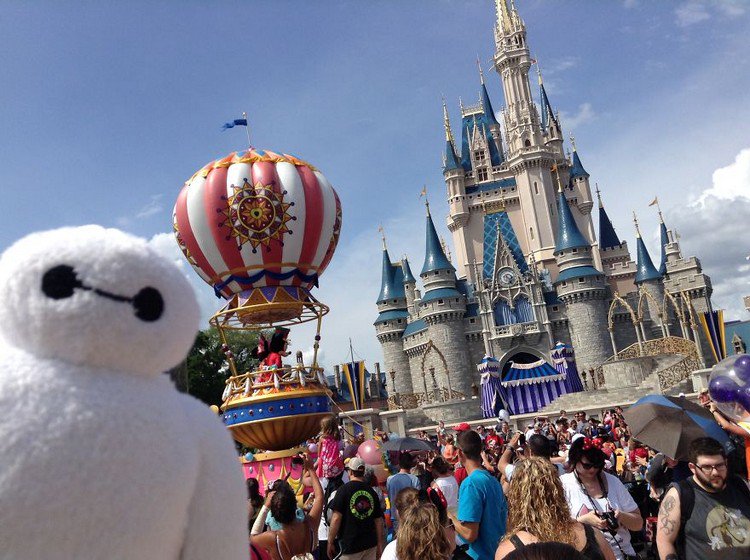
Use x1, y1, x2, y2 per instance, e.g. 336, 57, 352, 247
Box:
497, 267, 517, 287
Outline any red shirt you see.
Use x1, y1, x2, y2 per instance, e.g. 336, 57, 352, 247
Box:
454, 465, 468, 486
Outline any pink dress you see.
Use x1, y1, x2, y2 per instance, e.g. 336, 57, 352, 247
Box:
316, 435, 344, 479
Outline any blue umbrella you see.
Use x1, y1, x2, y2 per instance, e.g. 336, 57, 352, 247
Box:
623, 395, 731, 461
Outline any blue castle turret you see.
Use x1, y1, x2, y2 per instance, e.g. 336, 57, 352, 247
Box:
373, 243, 412, 395
553, 187, 610, 371
633, 213, 666, 337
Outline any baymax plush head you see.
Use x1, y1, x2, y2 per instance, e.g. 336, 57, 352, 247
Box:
0, 225, 247, 560
0, 225, 197, 375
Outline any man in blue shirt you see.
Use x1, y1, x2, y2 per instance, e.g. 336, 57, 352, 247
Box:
386, 452, 420, 533
448, 430, 507, 560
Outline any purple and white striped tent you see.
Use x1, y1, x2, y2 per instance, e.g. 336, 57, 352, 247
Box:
480, 343, 584, 416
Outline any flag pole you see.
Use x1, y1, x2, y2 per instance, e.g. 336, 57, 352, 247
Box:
242, 111, 251, 149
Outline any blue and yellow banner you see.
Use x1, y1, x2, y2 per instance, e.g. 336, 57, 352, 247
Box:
699, 309, 726, 363
342, 361, 367, 410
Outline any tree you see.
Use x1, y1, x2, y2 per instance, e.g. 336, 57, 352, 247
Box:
185, 327, 259, 407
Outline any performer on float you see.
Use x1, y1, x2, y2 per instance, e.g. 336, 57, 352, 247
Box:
251, 327, 291, 392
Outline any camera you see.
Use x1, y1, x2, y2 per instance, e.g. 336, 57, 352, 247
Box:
597, 511, 619, 533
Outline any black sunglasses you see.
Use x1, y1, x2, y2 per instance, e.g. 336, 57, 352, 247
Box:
579, 461, 603, 470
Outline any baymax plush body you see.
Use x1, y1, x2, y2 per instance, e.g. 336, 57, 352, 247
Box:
0, 226, 247, 559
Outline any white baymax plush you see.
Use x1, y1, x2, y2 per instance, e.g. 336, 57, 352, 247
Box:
0, 226, 247, 560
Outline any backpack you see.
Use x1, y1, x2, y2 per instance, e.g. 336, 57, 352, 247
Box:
670, 475, 750, 557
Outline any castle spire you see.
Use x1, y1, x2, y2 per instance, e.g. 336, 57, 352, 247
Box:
653, 198, 669, 275
478, 59, 500, 127
401, 257, 416, 284
421, 209, 455, 275
596, 185, 621, 250
377, 246, 395, 303
569, 134, 589, 179
554, 187, 588, 254
633, 212, 662, 284
537, 62, 559, 132
496, 0, 513, 33
442, 98, 459, 170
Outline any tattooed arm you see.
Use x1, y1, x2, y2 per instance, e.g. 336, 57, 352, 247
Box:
655, 487, 681, 560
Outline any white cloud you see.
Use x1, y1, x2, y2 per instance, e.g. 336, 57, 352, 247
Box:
136, 194, 164, 219
117, 194, 165, 227
673, 0, 746, 28
675, 1, 711, 27
669, 147, 750, 320
559, 102, 596, 130
694, 148, 750, 205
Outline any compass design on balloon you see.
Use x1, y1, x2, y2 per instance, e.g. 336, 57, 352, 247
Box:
222, 179, 293, 252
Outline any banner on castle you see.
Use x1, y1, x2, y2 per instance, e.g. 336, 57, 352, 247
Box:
699, 309, 726, 363
342, 361, 367, 410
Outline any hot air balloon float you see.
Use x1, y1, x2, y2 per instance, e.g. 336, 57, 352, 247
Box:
173, 146, 342, 488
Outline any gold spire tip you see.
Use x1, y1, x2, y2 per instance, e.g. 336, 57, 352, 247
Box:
476, 55, 485, 85
595, 183, 603, 207
569, 133, 577, 152
632, 211, 641, 237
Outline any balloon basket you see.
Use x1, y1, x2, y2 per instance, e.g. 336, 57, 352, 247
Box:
242, 447, 308, 499
210, 286, 329, 330
222, 380, 331, 451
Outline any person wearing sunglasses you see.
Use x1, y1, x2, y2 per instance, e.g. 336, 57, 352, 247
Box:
561, 437, 643, 560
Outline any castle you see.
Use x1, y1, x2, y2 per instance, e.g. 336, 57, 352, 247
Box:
374, 1, 715, 422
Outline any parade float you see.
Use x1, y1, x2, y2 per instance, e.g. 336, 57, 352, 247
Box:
173, 146, 342, 491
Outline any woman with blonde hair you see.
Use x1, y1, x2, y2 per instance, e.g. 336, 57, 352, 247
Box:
395, 503, 452, 560
381, 488, 454, 560
495, 458, 614, 560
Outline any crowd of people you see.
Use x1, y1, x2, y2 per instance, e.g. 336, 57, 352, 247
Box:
247, 401, 750, 560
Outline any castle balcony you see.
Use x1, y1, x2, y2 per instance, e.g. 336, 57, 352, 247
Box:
493, 322, 541, 337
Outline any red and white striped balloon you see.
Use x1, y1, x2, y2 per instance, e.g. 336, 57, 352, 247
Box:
173, 149, 342, 299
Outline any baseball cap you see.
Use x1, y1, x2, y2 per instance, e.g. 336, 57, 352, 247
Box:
454, 422, 471, 432
347, 457, 366, 472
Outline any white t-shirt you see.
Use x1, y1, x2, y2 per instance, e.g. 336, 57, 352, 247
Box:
433, 475, 459, 509
560, 471, 638, 560
381, 539, 398, 560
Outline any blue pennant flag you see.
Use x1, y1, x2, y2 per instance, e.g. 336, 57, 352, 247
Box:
221, 118, 248, 130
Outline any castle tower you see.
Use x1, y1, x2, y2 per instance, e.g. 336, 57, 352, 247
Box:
420, 205, 471, 395
597, 186, 636, 294
567, 137, 596, 241
374, 245, 413, 396
552, 183, 610, 372
492, 0, 568, 268
633, 213, 666, 338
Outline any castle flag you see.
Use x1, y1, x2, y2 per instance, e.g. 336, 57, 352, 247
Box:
648, 197, 659, 206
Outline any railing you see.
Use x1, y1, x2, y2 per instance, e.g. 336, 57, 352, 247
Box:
494, 323, 540, 337
657, 355, 703, 392
604, 336, 697, 363
222, 364, 327, 403
387, 388, 468, 410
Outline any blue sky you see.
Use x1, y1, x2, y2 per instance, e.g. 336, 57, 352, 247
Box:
1, 0, 749, 370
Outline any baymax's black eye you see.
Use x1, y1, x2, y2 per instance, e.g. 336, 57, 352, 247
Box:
42, 265, 83, 299
132, 287, 164, 322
